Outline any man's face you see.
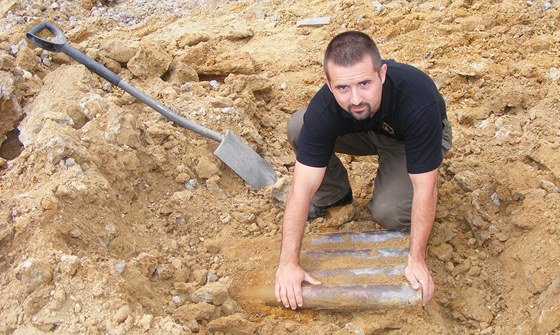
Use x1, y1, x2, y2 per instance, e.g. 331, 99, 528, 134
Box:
325, 56, 387, 121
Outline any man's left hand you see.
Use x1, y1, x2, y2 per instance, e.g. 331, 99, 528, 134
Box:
404, 258, 434, 306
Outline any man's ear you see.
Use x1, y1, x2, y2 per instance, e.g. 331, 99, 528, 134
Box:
380, 63, 388, 84
324, 75, 332, 91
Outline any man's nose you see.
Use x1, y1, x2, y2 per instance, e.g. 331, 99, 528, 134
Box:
350, 87, 362, 105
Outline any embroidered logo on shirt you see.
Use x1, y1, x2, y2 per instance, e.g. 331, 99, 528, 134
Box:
382, 122, 395, 136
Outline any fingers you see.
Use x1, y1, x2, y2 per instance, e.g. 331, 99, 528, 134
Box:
276, 284, 301, 310
275, 266, 307, 310
405, 264, 435, 306
274, 281, 281, 303
407, 273, 421, 290
293, 283, 303, 309
422, 278, 435, 307
416, 276, 434, 307
303, 272, 322, 286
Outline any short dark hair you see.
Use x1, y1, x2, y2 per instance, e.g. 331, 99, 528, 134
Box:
323, 31, 382, 79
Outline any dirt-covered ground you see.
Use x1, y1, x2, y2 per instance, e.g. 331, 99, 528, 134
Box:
1, 0, 559, 334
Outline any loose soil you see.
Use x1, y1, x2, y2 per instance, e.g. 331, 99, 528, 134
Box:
1, 0, 559, 334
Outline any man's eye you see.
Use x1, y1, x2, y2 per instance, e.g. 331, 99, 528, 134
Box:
360, 81, 371, 86
337, 86, 348, 91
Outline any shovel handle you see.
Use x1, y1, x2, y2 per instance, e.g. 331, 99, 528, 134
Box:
26, 22, 223, 142
27, 22, 122, 86
27, 22, 67, 52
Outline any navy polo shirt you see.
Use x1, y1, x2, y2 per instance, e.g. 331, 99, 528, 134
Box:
297, 60, 447, 174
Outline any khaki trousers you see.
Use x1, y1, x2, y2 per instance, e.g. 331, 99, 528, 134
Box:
287, 109, 453, 230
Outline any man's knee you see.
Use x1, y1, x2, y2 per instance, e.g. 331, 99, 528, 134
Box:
368, 199, 411, 231
287, 108, 306, 150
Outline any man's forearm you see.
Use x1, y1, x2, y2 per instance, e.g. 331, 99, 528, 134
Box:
409, 195, 436, 261
279, 163, 326, 265
279, 189, 311, 264
408, 171, 438, 261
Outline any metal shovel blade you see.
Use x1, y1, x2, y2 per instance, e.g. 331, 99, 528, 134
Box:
214, 131, 277, 190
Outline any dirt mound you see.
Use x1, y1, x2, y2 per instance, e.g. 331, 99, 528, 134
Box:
1, 0, 559, 334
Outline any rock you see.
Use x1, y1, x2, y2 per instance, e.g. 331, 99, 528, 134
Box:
160, 86, 178, 100
204, 239, 221, 254
224, 74, 272, 95
172, 302, 216, 323
114, 261, 126, 274
0, 221, 14, 248
18, 65, 98, 146
79, 92, 110, 120
196, 51, 256, 76
101, 39, 139, 64
468, 266, 481, 277
451, 287, 493, 323
15, 258, 53, 293
453, 171, 479, 192
284, 321, 298, 332
530, 146, 560, 182
40, 193, 59, 212
158, 316, 192, 334
430, 243, 453, 261
137, 314, 154, 332
190, 280, 229, 305
326, 205, 355, 227
170, 258, 182, 269
156, 263, 175, 280
550, 67, 560, 81
452, 259, 472, 277
206, 177, 227, 199
24, 287, 51, 315
0, 71, 23, 136
174, 268, 191, 282
296, 17, 331, 27
455, 109, 476, 126
174, 282, 197, 296
536, 277, 560, 334
195, 156, 221, 180
134, 253, 158, 277
464, 210, 490, 244
540, 179, 559, 193
49, 287, 67, 311
112, 305, 131, 324
344, 322, 365, 335
15, 45, 38, 72
206, 314, 256, 335
0, 53, 16, 70
494, 232, 508, 242
127, 40, 172, 79
207, 271, 219, 283
165, 62, 199, 85
104, 109, 140, 148
177, 33, 210, 48
191, 269, 208, 286
223, 27, 254, 41
49, 51, 71, 64
59, 254, 80, 276
220, 298, 239, 315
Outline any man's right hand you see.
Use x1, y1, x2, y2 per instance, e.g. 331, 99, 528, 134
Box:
274, 262, 321, 310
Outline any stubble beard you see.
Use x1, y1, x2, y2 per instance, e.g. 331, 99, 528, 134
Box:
348, 103, 375, 121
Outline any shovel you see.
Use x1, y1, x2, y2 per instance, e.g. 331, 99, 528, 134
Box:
27, 22, 277, 190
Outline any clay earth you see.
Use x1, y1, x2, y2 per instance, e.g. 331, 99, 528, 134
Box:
0, 0, 559, 334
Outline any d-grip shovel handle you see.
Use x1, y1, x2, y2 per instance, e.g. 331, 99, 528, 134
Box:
27, 22, 121, 87
26, 22, 223, 142
27, 22, 67, 52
